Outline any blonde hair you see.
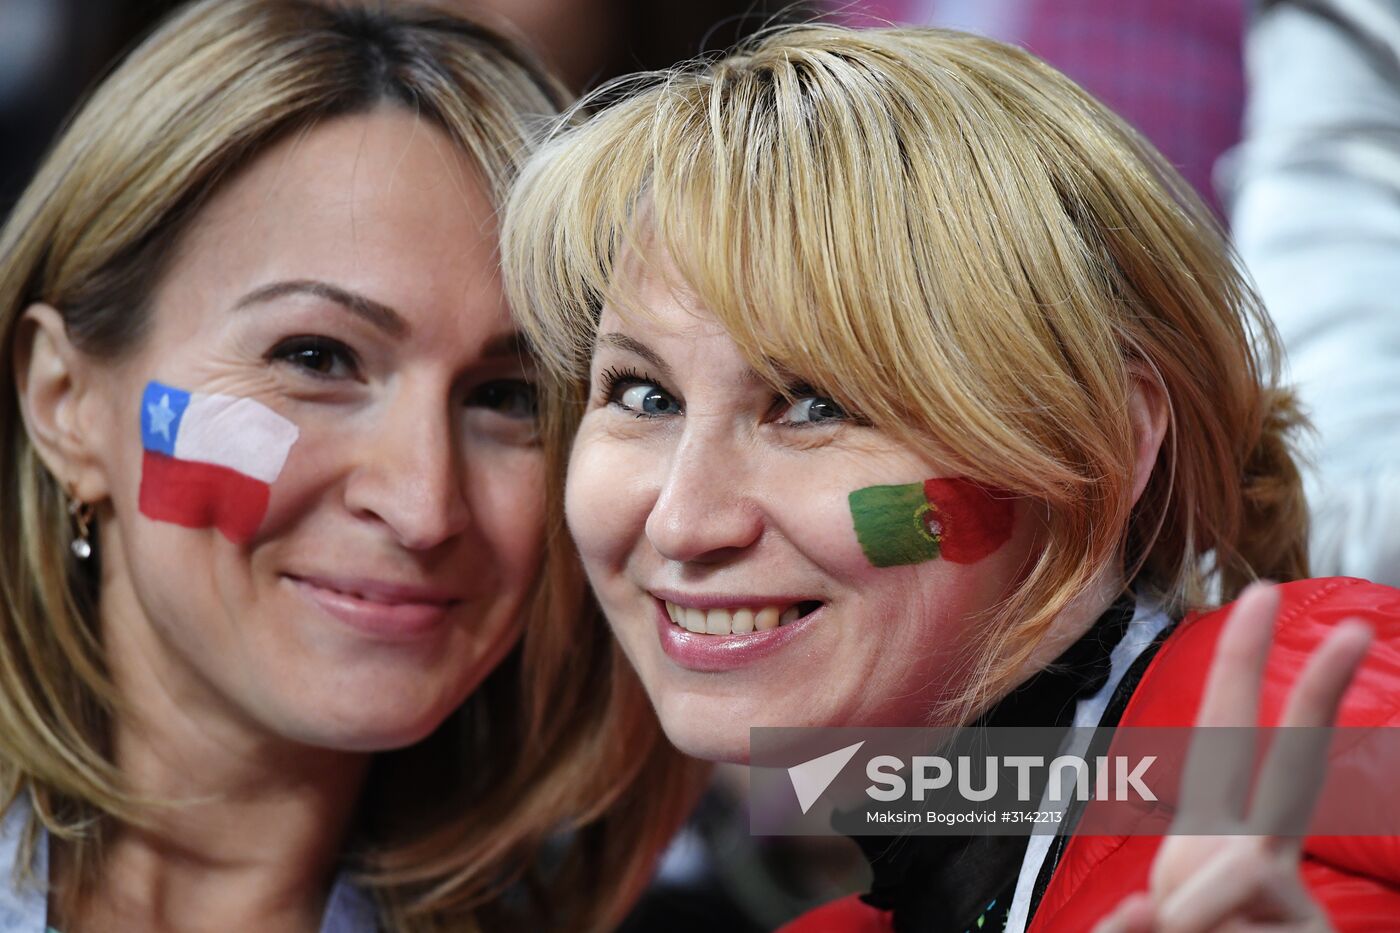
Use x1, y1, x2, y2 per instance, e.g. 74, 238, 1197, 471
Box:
0, 1, 702, 928
503, 25, 1309, 722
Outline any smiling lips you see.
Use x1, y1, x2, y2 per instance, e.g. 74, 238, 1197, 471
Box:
661, 600, 820, 635
651, 594, 825, 672
289, 574, 461, 641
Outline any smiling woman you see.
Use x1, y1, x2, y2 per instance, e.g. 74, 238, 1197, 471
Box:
0, 2, 699, 931
503, 24, 1400, 933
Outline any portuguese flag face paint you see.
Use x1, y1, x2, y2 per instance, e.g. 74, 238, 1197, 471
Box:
848, 477, 1015, 568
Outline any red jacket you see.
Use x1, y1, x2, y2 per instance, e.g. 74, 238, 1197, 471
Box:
780, 577, 1400, 933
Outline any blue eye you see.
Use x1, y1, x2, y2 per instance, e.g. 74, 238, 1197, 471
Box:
601, 366, 681, 417
269, 336, 360, 380
618, 383, 680, 415
468, 379, 538, 420
778, 395, 847, 425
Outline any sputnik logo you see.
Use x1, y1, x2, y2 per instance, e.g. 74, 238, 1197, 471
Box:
788, 741, 865, 814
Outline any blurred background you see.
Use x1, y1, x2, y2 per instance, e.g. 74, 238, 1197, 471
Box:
1, 0, 1251, 219
4, 0, 1395, 929
0, 0, 803, 215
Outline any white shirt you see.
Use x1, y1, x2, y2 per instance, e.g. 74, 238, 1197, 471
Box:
1002, 595, 1175, 933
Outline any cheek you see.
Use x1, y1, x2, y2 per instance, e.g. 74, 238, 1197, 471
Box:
135, 380, 300, 544
564, 430, 652, 570
774, 481, 879, 577
473, 449, 547, 583
848, 477, 1016, 570
867, 499, 1041, 653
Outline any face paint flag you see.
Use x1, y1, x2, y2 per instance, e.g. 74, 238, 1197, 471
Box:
138, 381, 298, 543
849, 477, 1014, 568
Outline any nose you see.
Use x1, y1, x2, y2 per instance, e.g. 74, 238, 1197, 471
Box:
343, 392, 472, 551
644, 425, 764, 563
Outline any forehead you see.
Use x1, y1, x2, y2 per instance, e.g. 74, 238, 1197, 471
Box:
145, 107, 510, 346
194, 106, 489, 243
596, 269, 758, 382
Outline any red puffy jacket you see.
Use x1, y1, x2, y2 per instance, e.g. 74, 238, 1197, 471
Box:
780, 577, 1400, 933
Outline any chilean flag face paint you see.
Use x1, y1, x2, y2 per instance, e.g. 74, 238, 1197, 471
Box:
138, 381, 299, 543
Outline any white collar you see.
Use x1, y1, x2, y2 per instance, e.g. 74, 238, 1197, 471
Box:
1002, 594, 1174, 933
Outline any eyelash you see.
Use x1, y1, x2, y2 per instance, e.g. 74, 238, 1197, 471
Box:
598, 366, 851, 427
267, 335, 362, 381
599, 365, 670, 418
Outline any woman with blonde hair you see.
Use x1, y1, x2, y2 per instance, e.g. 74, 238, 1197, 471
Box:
0, 1, 699, 929
504, 25, 1400, 932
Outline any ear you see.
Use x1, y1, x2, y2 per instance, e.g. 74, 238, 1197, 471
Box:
1127, 367, 1169, 507
12, 303, 111, 502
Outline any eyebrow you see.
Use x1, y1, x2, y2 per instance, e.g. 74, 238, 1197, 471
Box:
480, 330, 534, 363
597, 332, 673, 379
596, 332, 812, 392
234, 279, 409, 338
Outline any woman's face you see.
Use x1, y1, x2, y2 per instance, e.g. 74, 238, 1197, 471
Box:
80, 109, 543, 752
567, 271, 1042, 764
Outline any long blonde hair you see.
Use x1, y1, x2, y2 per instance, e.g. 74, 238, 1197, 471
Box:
0, 1, 703, 928
503, 25, 1309, 722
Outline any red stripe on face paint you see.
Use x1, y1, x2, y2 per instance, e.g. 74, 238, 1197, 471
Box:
921, 477, 1015, 564
138, 450, 271, 544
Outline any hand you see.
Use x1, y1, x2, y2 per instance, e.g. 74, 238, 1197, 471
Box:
1092, 582, 1373, 933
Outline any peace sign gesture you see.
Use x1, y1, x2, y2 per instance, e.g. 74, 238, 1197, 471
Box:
1093, 583, 1374, 933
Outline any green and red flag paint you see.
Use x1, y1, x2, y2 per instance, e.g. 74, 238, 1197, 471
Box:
849, 477, 1014, 567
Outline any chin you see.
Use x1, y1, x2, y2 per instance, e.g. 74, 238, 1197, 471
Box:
662, 720, 751, 765
273, 688, 464, 753
653, 693, 767, 765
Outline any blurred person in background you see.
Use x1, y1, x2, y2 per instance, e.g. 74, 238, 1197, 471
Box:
1225, 0, 1400, 587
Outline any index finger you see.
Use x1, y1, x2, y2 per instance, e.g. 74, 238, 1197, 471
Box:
1173, 582, 1278, 831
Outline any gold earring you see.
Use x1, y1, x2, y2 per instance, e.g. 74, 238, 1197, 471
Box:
68, 494, 94, 560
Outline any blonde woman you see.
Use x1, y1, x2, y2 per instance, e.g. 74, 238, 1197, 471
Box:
503, 26, 1400, 933
0, 1, 700, 930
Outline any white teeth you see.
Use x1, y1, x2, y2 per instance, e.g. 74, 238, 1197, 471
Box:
705, 609, 731, 635
663, 600, 817, 635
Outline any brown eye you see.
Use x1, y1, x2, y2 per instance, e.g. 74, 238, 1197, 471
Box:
468, 379, 538, 420
269, 336, 359, 379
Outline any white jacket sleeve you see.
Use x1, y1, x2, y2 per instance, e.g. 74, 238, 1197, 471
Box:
1226, 0, 1400, 585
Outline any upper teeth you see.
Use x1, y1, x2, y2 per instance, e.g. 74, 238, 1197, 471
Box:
663, 601, 804, 635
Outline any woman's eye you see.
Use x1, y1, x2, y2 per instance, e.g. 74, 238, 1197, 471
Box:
777, 395, 847, 425
269, 337, 359, 380
468, 379, 538, 420
616, 382, 681, 416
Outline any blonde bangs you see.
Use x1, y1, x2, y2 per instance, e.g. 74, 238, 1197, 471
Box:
505, 24, 1304, 722
511, 30, 1133, 486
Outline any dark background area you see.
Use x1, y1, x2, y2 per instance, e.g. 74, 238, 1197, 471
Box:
0, 0, 801, 219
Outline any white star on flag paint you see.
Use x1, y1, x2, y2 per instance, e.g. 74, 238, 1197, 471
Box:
147, 392, 176, 440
